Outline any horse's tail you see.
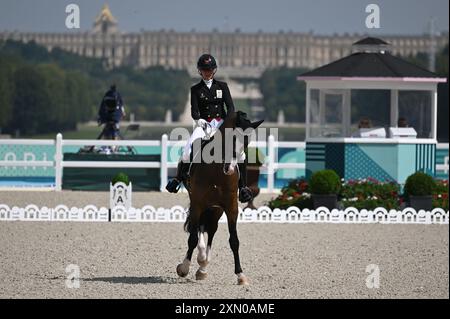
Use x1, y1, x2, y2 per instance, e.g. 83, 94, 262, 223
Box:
183, 206, 210, 233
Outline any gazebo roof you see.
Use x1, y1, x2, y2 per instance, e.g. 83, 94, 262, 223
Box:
299, 52, 442, 79
353, 37, 389, 45
299, 37, 446, 82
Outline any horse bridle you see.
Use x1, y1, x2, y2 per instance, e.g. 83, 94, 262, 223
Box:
222, 130, 248, 176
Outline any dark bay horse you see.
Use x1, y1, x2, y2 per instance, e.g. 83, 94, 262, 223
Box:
176, 112, 263, 285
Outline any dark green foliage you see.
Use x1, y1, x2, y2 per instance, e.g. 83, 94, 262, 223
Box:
268, 178, 313, 210
111, 172, 130, 185
310, 170, 341, 195
340, 178, 401, 210
432, 179, 448, 210
404, 172, 435, 196
259, 67, 309, 122
268, 176, 447, 210
0, 40, 190, 136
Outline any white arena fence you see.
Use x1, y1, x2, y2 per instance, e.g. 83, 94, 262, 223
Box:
0, 133, 305, 193
0, 134, 448, 192
0, 205, 448, 225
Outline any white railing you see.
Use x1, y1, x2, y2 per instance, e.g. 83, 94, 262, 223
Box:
1, 135, 448, 192
0, 133, 306, 192
0, 204, 448, 224
56, 134, 163, 191
56, 134, 304, 192
163, 136, 306, 193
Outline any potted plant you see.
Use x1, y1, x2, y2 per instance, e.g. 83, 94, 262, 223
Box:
404, 172, 435, 211
310, 169, 341, 209
110, 172, 132, 213
111, 172, 130, 186
244, 147, 265, 209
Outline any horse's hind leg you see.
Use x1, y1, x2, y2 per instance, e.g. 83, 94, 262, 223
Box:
195, 225, 208, 280
226, 209, 249, 286
197, 225, 207, 266
176, 230, 198, 278
206, 209, 221, 264
196, 208, 221, 280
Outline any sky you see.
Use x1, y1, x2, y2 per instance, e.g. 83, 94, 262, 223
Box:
0, 0, 448, 35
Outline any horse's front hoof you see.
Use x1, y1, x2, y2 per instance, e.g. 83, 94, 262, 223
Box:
237, 273, 249, 286
195, 269, 208, 280
176, 263, 189, 277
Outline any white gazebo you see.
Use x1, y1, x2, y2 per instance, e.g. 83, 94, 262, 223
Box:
298, 37, 447, 183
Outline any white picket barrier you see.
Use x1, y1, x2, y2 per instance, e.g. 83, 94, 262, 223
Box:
0, 205, 447, 224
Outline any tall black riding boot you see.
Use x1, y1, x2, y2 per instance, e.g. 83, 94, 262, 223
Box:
166, 161, 189, 193
238, 162, 253, 203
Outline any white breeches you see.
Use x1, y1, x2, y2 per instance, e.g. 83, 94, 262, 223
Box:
181, 119, 246, 162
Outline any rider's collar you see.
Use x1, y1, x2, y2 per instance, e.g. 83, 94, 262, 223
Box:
203, 78, 213, 89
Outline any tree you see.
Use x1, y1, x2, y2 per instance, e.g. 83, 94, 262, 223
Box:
0, 60, 13, 130
36, 64, 67, 129
1, 40, 193, 131
436, 44, 449, 77
10, 66, 50, 135
259, 67, 309, 122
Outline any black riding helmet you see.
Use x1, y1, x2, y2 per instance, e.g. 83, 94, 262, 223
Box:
197, 54, 217, 70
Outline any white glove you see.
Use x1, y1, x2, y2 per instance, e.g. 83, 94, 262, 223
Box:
196, 119, 208, 129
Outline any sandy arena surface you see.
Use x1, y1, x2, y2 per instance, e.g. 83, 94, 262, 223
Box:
0, 191, 449, 299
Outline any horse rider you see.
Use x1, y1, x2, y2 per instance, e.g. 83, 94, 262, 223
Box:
97, 84, 126, 140
165, 54, 253, 203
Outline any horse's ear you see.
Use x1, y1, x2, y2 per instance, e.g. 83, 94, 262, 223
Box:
250, 120, 264, 129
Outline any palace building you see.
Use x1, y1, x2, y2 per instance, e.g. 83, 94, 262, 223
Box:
1, 4, 448, 78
